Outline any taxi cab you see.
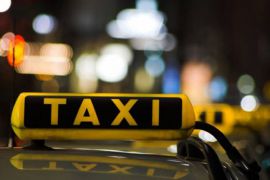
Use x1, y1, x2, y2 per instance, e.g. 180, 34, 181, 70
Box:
0, 92, 261, 179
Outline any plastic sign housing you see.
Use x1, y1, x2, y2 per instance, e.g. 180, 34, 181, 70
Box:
11, 93, 195, 140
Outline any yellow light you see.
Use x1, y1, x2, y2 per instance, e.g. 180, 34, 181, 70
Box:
35, 75, 54, 81
134, 68, 155, 92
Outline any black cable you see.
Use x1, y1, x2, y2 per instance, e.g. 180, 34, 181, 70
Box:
194, 121, 261, 179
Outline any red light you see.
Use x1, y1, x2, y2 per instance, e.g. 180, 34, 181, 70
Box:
7, 35, 25, 67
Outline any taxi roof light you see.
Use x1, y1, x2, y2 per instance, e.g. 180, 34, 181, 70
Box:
11, 92, 196, 141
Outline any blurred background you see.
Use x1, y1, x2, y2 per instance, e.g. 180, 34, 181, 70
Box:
2, 0, 270, 177
0, 0, 270, 145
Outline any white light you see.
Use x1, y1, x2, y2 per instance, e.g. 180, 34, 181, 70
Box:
40, 43, 73, 58
107, 9, 166, 39
237, 74, 255, 94
75, 54, 97, 80
96, 54, 128, 82
130, 33, 176, 51
16, 56, 72, 76
33, 14, 56, 34
145, 55, 165, 77
77, 78, 98, 93
101, 44, 133, 65
0, 0, 11, 13
240, 95, 258, 112
198, 130, 217, 142
167, 145, 177, 153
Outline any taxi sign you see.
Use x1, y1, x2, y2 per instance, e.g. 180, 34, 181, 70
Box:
193, 104, 235, 134
233, 105, 270, 129
11, 93, 195, 140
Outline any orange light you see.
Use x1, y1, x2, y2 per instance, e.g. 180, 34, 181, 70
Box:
7, 35, 25, 67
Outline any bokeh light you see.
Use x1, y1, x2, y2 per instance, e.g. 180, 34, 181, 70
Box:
101, 44, 133, 65
198, 130, 217, 142
240, 95, 258, 112
162, 66, 180, 93
145, 54, 165, 77
209, 76, 228, 101
0, 0, 11, 13
40, 43, 73, 58
167, 144, 177, 154
15, 42, 73, 75
1, 32, 14, 51
7, 35, 25, 67
237, 74, 255, 94
107, 9, 165, 39
35, 75, 54, 81
75, 54, 97, 80
32, 14, 56, 34
181, 61, 212, 104
135, 67, 155, 92
96, 54, 128, 82
16, 56, 72, 75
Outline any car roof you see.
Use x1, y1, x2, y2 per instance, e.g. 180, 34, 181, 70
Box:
0, 147, 211, 180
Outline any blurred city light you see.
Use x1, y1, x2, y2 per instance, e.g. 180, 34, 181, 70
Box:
240, 95, 259, 112
73, 53, 98, 93
167, 144, 177, 154
96, 54, 128, 82
181, 61, 212, 104
75, 54, 97, 80
162, 66, 180, 93
1, 32, 14, 51
16, 56, 72, 75
0, 0, 11, 13
107, 10, 165, 39
7, 35, 25, 67
135, 67, 155, 92
15, 42, 73, 75
130, 33, 176, 51
198, 130, 217, 142
40, 43, 73, 58
35, 74, 54, 81
77, 78, 98, 93
145, 54, 165, 77
101, 44, 133, 65
209, 76, 228, 101
107, 0, 166, 40
237, 74, 255, 94
32, 14, 56, 34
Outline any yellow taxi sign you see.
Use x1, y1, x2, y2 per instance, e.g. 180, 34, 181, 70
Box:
193, 104, 235, 134
11, 93, 195, 140
233, 105, 270, 129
